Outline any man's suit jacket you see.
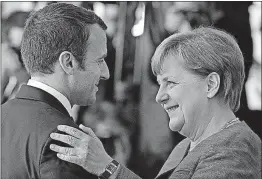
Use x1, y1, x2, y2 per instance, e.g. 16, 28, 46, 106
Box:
116, 121, 261, 179
2, 85, 97, 179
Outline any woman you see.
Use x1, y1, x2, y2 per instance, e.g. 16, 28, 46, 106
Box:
49, 27, 261, 179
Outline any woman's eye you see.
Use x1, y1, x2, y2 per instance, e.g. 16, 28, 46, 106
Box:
167, 81, 178, 87
167, 81, 174, 84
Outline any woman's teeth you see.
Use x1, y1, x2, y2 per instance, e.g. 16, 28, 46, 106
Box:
167, 105, 178, 112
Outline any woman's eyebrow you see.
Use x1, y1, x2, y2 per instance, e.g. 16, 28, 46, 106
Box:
157, 76, 171, 84
163, 76, 178, 81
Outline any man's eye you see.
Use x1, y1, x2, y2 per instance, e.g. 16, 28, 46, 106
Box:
97, 59, 104, 64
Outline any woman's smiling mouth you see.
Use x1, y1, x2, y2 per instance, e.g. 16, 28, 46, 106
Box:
165, 105, 179, 112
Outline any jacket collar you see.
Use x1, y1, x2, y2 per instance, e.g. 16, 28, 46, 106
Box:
16, 85, 72, 118
27, 79, 73, 117
156, 138, 190, 179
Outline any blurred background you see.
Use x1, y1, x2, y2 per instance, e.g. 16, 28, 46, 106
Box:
1, 2, 261, 178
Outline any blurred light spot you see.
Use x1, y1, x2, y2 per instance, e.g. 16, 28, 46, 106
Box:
93, 2, 105, 20
131, 3, 145, 37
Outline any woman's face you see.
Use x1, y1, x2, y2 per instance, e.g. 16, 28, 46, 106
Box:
156, 55, 210, 140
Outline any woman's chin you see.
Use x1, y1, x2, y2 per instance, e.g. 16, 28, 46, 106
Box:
169, 116, 185, 132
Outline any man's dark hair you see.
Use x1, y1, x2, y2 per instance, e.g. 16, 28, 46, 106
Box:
21, 3, 107, 75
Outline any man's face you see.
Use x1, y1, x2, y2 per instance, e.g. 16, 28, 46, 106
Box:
72, 24, 109, 106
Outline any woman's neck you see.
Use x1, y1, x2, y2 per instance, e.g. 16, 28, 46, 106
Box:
189, 107, 236, 151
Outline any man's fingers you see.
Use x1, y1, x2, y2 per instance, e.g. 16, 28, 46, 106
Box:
56, 153, 81, 165
57, 125, 86, 139
50, 133, 79, 147
50, 144, 78, 156
79, 124, 97, 138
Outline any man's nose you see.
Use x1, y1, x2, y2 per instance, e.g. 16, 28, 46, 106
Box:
155, 87, 169, 104
100, 61, 110, 80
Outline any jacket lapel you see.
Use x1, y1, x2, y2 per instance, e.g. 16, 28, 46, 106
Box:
16, 85, 71, 118
156, 138, 190, 179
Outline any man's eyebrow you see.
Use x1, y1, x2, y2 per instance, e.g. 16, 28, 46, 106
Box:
100, 53, 107, 59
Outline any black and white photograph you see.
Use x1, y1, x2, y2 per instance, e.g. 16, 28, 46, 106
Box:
1, 1, 261, 179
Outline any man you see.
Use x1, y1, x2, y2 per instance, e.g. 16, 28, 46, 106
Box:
2, 3, 109, 179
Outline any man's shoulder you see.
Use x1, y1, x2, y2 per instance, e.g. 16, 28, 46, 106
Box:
2, 97, 77, 147
39, 123, 96, 179
3, 97, 73, 121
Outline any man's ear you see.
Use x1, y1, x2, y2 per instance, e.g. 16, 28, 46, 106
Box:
206, 72, 220, 98
59, 51, 75, 75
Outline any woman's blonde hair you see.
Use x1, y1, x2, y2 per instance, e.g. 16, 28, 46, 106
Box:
151, 27, 245, 112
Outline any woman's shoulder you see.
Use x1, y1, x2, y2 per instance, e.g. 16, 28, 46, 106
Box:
215, 121, 260, 146
186, 122, 261, 179
198, 121, 261, 156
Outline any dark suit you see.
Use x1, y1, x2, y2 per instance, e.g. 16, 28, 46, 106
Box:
116, 121, 261, 179
2, 85, 97, 179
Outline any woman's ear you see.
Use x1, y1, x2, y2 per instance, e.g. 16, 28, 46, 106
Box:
59, 51, 74, 75
206, 72, 220, 98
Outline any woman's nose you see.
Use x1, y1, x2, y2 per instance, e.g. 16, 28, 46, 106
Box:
155, 88, 169, 104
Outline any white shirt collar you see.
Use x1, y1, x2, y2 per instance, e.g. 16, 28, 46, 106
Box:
27, 79, 73, 117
